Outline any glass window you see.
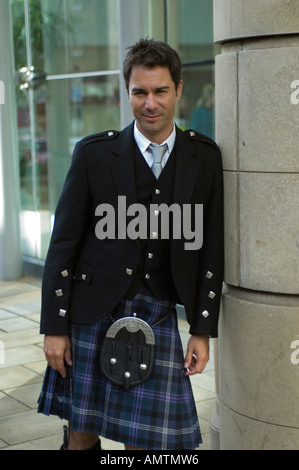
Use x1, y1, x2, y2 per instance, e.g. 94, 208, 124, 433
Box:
12, 0, 120, 261
176, 0, 214, 62
41, 0, 119, 75
167, 0, 217, 139
46, 74, 121, 211
11, 0, 27, 71
180, 64, 215, 140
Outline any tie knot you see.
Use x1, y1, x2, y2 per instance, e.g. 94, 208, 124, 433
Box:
150, 143, 167, 164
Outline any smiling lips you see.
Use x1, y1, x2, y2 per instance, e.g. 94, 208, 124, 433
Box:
143, 113, 162, 121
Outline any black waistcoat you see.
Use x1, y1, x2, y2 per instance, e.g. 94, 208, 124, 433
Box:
125, 142, 177, 301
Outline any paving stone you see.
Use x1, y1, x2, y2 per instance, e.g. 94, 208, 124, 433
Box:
0, 365, 42, 390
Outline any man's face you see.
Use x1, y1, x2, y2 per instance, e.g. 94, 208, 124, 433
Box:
127, 65, 183, 144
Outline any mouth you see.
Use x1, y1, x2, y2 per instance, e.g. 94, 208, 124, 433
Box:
143, 114, 161, 123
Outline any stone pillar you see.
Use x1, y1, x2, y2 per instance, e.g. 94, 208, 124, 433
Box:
0, 0, 23, 280
214, 0, 299, 449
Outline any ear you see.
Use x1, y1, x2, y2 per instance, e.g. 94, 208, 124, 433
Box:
176, 80, 183, 100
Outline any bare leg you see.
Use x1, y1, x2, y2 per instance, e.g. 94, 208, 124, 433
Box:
125, 444, 147, 450
67, 428, 99, 450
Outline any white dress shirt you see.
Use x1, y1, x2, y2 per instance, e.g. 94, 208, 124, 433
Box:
133, 121, 176, 170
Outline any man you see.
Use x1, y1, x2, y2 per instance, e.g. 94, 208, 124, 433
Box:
38, 38, 224, 451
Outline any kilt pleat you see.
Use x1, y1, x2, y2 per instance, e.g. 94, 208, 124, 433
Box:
38, 288, 202, 450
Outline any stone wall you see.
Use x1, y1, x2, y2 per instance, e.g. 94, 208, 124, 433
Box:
214, 0, 299, 449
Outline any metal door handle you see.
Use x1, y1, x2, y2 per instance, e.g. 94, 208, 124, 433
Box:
18, 66, 46, 90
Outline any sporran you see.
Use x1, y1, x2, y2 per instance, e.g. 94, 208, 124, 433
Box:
100, 315, 155, 388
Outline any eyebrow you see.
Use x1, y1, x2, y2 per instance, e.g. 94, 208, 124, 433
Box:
131, 86, 170, 94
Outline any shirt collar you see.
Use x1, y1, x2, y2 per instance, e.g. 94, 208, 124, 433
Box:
133, 121, 176, 156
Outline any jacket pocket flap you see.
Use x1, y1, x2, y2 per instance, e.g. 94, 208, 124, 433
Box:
73, 261, 94, 284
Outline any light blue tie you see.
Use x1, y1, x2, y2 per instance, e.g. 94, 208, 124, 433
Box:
150, 143, 167, 178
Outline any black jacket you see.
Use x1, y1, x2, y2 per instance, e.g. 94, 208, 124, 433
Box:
40, 122, 224, 337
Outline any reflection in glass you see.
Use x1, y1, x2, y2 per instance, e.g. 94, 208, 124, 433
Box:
180, 64, 215, 140
167, 0, 216, 139
12, 0, 119, 75
18, 73, 120, 259
176, 0, 215, 62
47, 74, 120, 211
12, 0, 120, 260
41, 0, 119, 75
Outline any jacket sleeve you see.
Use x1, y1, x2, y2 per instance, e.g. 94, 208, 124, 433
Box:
189, 144, 224, 338
40, 141, 92, 335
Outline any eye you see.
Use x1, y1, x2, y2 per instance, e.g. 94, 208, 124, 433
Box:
132, 89, 146, 96
155, 88, 169, 96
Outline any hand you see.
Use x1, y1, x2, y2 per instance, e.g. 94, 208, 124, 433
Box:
43, 335, 72, 378
184, 335, 210, 375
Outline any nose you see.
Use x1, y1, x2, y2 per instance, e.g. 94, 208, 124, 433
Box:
144, 92, 157, 110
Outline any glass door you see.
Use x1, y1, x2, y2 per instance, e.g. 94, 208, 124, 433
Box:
12, 0, 120, 264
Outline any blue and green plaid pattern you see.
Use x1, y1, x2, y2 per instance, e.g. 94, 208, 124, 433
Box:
38, 288, 202, 450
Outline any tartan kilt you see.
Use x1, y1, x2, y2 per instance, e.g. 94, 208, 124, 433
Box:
37, 288, 202, 450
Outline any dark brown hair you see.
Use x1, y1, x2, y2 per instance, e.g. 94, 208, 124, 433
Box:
123, 38, 182, 91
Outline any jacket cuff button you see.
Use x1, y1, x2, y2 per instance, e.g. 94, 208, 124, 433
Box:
59, 309, 67, 317
202, 310, 209, 318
